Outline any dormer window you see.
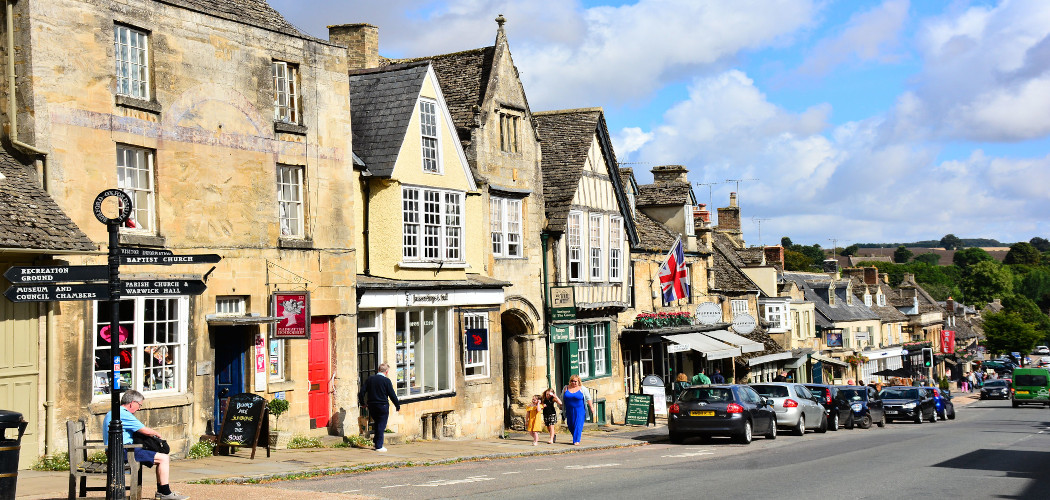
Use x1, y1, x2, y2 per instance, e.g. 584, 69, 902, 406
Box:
877, 293, 886, 306
864, 293, 872, 307
419, 98, 440, 173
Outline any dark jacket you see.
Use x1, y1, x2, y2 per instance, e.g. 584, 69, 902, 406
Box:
360, 373, 400, 411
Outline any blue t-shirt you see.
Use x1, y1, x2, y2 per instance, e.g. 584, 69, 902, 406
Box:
102, 406, 144, 445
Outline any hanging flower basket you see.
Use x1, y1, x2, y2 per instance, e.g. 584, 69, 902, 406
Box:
633, 311, 694, 329
844, 354, 869, 366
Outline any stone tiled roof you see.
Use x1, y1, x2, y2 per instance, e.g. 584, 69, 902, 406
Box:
636, 182, 694, 206
618, 167, 636, 191
783, 273, 880, 324
712, 234, 759, 292
850, 281, 908, 322
348, 62, 430, 178
387, 47, 496, 135
738, 326, 785, 361
534, 108, 608, 232
633, 210, 678, 252
737, 247, 766, 266
0, 146, 94, 252
159, 0, 324, 43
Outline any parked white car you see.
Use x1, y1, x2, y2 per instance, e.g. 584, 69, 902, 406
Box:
1035, 346, 1049, 355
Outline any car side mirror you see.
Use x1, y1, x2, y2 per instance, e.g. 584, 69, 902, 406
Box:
765, 398, 775, 406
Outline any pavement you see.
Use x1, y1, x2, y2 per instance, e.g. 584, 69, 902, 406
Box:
15, 389, 981, 499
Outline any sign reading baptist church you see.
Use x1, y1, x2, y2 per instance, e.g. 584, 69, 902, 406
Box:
273, 291, 310, 339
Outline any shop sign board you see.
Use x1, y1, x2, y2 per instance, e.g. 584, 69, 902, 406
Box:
550, 325, 572, 343
625, 393, 655, 426
550, 286, 576, 320
667, 342, 690, 353
3, 265, 108, 284
641, 383, 667, 417
273, 291, 310, 339
695, 302, 722, 325
732, 313, 757, 334
941, 330, 956, 354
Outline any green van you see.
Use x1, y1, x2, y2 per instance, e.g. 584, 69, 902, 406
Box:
1011, 367, 1050, 407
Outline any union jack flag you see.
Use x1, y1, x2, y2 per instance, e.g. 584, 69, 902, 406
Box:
659, 237, 690, 303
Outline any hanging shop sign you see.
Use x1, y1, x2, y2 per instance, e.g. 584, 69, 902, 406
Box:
941, 330, 956, 354
550, 324, 572, 343
273, 291, 310, 339
826, 330, 843, 348
550, 286, 577, 320
695, 302, 722, 325
466, 327, 488, 351
731, 313, 757, 334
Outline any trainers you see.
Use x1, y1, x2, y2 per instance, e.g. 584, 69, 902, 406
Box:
375, 447, 388, 452
155, 492, 189, 500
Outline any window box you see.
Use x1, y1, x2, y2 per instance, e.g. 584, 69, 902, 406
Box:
115, 94, 161, 114
274, 121, 308, 135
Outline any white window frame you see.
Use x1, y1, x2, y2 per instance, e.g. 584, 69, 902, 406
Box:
116, 145, 156, 234
268, 338, 285, 382
764, 303, 784, 329
402, 186, 464, 263
609, 216, 622, 281
576, 325, 590, 379
215, 296, 245, 316
463, 312, 490, 379
567, 211, 583, 281
92, 297, 188, 400
589, 213, 603, 281
731, 299, 749, 316
490, 197, 522, 258
277, 164, 305, 238
419, 98, 441, 173
864, 294, 872, 307
593, 324, 607, 376
877, 293, 886, 306
394, 307, 454, 398
114, 25, 149, 100
272, 61, 300, 124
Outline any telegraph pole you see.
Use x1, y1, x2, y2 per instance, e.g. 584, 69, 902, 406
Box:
725, 178, 758, 202
752, 217, 771, 246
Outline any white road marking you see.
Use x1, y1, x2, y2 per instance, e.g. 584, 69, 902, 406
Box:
381, 484, 411, 489
416, 476, 495, 487
536, 468, 552, 471
502, 471, 521, 474
341, 490, 360, 493
662, 450, 715, 458
565, 463, 620, 469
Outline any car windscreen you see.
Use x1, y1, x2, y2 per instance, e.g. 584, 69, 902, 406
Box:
985, 380, 1009, 388
807, 387, 828, 399
751, 385, 789, 398
680, 387, 734, 403
837, 389, 865, 401
1014, 374, 1048, 386
880, 388, 919, 399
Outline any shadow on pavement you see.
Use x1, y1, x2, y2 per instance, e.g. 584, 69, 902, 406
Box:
933, 449, 1050, 499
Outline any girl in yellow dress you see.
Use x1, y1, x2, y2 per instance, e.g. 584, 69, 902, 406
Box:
526, 394, 545, 445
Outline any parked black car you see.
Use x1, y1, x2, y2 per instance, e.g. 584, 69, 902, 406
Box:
880, 386, 937, 423
980, 379, 1012, 400
668, 384, 777, 445
836, 385, 886, 429
803, 383, 850, 431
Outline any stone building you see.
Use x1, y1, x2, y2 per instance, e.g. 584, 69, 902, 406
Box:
3, 0, 358, 460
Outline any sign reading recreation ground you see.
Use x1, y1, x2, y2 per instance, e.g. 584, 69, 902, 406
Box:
4, 264, 109, 284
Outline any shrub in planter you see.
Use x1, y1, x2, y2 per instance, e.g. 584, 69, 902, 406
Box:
267, 397, 290, 447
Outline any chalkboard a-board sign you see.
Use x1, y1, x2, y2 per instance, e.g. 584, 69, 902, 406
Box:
625, 393, 655, 426
214, 393, 271, 459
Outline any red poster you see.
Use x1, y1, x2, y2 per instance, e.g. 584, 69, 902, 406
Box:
273, 291, 310, 339
941, 330, 955, 354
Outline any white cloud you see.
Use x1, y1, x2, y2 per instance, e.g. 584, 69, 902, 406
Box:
612, 127, 653, 157
796, 0, 910, 76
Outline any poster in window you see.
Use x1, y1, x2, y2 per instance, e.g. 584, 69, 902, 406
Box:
272, 291, 310, 339
826, 331, 843, 348
466, 328, 488, 351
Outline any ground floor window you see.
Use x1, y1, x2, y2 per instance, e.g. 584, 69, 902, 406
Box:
395, 307, 453, 398
463, 311, 490, 379
268, 339, 285, 381
576, 322, 611, 381
92, 297, 188, 398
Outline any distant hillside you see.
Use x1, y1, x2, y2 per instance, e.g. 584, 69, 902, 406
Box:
856, 238, 1006, 248
847, 247, 1008, 265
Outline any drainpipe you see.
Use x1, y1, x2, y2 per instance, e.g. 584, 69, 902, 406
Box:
361, 174, 371, 275
6, 0, 47, 158
541, 231, 551, 389
44, 302, 56, 455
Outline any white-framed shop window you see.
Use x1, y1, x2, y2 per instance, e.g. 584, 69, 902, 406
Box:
731, 299, 749, 316
92, 297, 188, 399
593, 324, 607, 376
463, 312, 490, 379
576, 325, 590, 379
394, 307, 454, 398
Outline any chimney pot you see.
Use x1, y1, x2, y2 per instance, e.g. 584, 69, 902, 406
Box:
329, 23, 379, 70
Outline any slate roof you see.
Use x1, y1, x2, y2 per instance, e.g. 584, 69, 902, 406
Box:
0, 146, 94, 252
158, 0, 325, 43
348, 62, 430, 178
850, 281, 908, 322
636, 182, 694, 206
782, 273, 880, 324
387, 47, 496, 136
711, 233, 760, 292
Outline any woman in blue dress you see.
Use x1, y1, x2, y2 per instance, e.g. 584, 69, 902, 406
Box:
561, 374, 597, 445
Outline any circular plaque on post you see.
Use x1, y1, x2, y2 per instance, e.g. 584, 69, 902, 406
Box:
93, 189, 132, 225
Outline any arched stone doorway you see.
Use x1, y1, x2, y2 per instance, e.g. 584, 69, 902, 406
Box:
500, 300, 540, 430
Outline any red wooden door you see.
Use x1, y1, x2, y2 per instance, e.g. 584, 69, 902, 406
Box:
308, 317, 330, 428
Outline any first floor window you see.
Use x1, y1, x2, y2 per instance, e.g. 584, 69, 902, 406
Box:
609, 216, 622, 281
92, 297, 187, 398
764, 304, 784, 329
463, 312, 490, 378
273, 61, 300, 124
395, 308, 453, 397
490, 197, 522, 257
114, 24, 150, 99
731, 299, 749, 316
403, 187, 463, 262
277, 164, 305, 238
269, 339, 285, 382
567, 212, 583, 281
589, 214, 603, 281
117, 145, 155, 233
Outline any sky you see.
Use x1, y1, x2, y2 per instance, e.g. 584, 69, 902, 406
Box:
271, 0, 1050, 248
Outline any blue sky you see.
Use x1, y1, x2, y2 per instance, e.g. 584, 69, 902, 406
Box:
272, 0, 1050, 247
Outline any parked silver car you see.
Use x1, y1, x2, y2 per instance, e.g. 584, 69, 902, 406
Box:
750, 383, 827, 435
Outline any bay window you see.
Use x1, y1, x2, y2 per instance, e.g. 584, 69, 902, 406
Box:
403, 187, 464, 262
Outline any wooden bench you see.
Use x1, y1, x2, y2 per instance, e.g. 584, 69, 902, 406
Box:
66, 419, 143, 499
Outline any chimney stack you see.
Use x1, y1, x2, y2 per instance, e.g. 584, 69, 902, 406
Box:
329, 23, 379, 70
764, 246, 784, 267
716, 193, 741, 233
863, 267, 878, 285
651, 165, 689, 184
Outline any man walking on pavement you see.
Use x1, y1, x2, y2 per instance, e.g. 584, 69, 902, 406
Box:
360, 363, 400, 452
691, 368, 711, 385
711, 368, 726, 384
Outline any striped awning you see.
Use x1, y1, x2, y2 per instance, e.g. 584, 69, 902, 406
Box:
662, 333, 741, 360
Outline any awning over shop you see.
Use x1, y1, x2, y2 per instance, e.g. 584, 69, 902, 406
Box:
662, 333, 741, 360
747, 351, 793, 367
702, 330, 764, 353
861, 347, 907, 359
785, 356, 808, 369
205, 314, 279, 325
811, 354, 849, 367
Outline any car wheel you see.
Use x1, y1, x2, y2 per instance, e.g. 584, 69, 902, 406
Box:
876, 413, 886, 428
846, 415, 854, 429
948, 409, 956, 420
931, 409, 938, 422
829, 413, 839, 431
735, 420, 753, 445
915, 411, 923, 424
765, 418, 777, 440
859, 414, 872, 429
669, 431, 684, 444
816, 414, 828, 433
794, 415, 806, 436
1012, 400, 1020, 408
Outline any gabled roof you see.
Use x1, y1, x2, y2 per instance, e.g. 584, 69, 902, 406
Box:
0, 145, 94, 252
533, 108, 637, 244
160, 0, 326, 43
348, 62, 430, 178
712, 233, 761, 293
388, 47, 496, 136
783, 273, 880, 324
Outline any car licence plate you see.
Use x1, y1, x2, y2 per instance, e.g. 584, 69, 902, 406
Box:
1016, 390, 1029, 394
886, 410, 897, 414
690, 411, 715, 417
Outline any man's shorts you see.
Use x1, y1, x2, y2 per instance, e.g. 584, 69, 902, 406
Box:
133, 448, 157, 467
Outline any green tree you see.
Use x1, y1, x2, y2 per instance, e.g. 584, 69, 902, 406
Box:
1014, 267, 1050, 303
953, 247, 993, 269
784, 249, 815, 271
982, 311, 1042, 358
797, 244, 826, 265
961, 260, 1013, 305
1004, 242, 1041, 265
940, 234, 963, 250
1000, 295, 1050, 340
840, 244, 859, 256
781, 236, 794, 248
1030, 236, 1050, 252
913, 253, 941, 266
893, 245, 913, 263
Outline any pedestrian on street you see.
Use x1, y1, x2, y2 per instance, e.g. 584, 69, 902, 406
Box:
525, 394, 545, 445
541, 388, 562, 444
969, 371, 978, 391
562, 374, 596, 445
360, 363, 400, 452
692, 369, 712, 385
773, 370, 788, 382
103, 390, 188, 500
711, 369, 726, 384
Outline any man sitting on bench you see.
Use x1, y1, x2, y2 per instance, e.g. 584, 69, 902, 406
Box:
103, 390, 189, 500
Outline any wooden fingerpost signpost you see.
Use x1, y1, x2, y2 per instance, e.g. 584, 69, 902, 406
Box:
2, 190, 219, 500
